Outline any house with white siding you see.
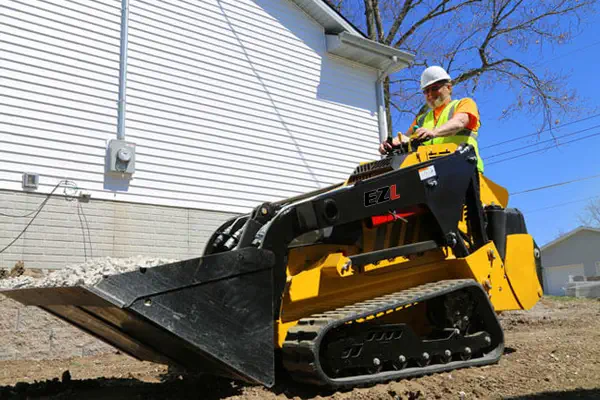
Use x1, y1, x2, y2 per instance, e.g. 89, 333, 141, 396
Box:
0, 0, 413, 270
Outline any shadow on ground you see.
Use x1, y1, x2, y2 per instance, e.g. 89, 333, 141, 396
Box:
2, 371, 598, 400
0, 370, 338, 400
508, 389, 600, 399
0, 375, 242, 400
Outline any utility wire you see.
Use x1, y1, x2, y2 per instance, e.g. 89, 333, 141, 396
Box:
487, 123, 600, 159
76, 202, 88, 261
0, 180, 90, 255
510, 173, 600, 195
82, 204, 92, 259
0, 182, 66, 218
0, 180, 70, 254
533, 40, 600, 67
64, 180, 92, 262
77, 202, 93, 260
487, 130, 600, 166
481, 113, 600, 150
525, 195, 600, 214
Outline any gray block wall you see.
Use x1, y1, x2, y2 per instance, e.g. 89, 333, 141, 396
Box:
0, 189, 238, 361
0, 189, 237, 271
0, 294, 113, 361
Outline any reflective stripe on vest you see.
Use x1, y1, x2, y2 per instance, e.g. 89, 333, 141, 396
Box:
416, 99, 484, 172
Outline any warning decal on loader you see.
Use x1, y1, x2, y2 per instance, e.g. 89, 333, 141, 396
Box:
418, 165, 436, 181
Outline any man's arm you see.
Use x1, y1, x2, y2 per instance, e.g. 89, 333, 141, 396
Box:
431, 113, 470, 137
415, 98, 479, 140
413, 113, 469, 140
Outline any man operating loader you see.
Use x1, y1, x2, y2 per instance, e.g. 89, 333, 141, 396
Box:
379, 66, 484, 173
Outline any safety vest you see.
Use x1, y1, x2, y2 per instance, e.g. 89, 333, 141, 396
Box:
415, 99, 484, 173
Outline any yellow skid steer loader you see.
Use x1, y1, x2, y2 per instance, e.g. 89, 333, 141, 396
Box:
1, 142, 542, 388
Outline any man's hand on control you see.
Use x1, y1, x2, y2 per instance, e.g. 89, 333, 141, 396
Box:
378, 136, 402, 155
414, 127, 437, 141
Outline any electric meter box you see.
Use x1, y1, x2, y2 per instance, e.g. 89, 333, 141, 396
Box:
107, 139, 136, 175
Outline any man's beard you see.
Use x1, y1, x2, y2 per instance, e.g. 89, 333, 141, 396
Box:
428, 96, 446, 108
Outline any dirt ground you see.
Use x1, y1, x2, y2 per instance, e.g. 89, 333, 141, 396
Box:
0, 296, 599, 400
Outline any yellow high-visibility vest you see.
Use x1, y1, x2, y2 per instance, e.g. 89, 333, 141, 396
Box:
416, 99, 484, 173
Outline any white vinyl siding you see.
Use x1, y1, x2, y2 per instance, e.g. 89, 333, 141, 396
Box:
0, 0, 380, 214
0, 0, 121, 202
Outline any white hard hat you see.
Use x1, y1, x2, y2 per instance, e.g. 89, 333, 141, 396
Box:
420, 66, 451, 90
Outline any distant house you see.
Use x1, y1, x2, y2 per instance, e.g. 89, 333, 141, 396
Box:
540, 226, 600, 296
0, 0, 413, 270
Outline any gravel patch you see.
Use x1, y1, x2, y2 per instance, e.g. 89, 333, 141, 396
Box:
0, 256, 177, 290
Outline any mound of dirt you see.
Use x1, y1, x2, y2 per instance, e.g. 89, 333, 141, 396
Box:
8, 261, 25, 278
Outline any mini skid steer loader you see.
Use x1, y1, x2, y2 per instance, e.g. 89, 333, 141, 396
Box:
1, 141, 543, 388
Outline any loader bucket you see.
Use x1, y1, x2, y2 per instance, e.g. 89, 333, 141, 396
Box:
0, 247, 277, 387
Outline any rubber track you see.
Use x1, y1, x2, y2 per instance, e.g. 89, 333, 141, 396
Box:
282, 279, 504, 388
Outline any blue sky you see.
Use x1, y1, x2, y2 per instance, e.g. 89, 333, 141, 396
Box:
384, 10, 600, 246
471, 17, 600, 246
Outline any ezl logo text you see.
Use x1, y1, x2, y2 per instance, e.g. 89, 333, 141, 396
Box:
364, 184, 400, 207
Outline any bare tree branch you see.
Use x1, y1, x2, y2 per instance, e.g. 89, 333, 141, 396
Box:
394, 0, 481, 48
385, 0, 416, 45
492, 1, 590, 39
579, 199, 600, 227
477, 0, 520, 67
323, 0, 343, 11
446, 27, 485, 71
336, 0, 596, 136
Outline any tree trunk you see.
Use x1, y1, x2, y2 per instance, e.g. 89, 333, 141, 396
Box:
364, 0, 376, 40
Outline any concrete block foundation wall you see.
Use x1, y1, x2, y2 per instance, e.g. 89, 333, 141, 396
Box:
0, 294, 113, 361
0, 189, 236, 270
0, 189, 237, 361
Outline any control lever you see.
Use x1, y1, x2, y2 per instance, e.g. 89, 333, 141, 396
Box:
384, 125, 425, 155
408, 125, 424, 152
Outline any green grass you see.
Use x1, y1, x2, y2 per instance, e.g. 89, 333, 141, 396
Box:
544, 295, 593, 302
